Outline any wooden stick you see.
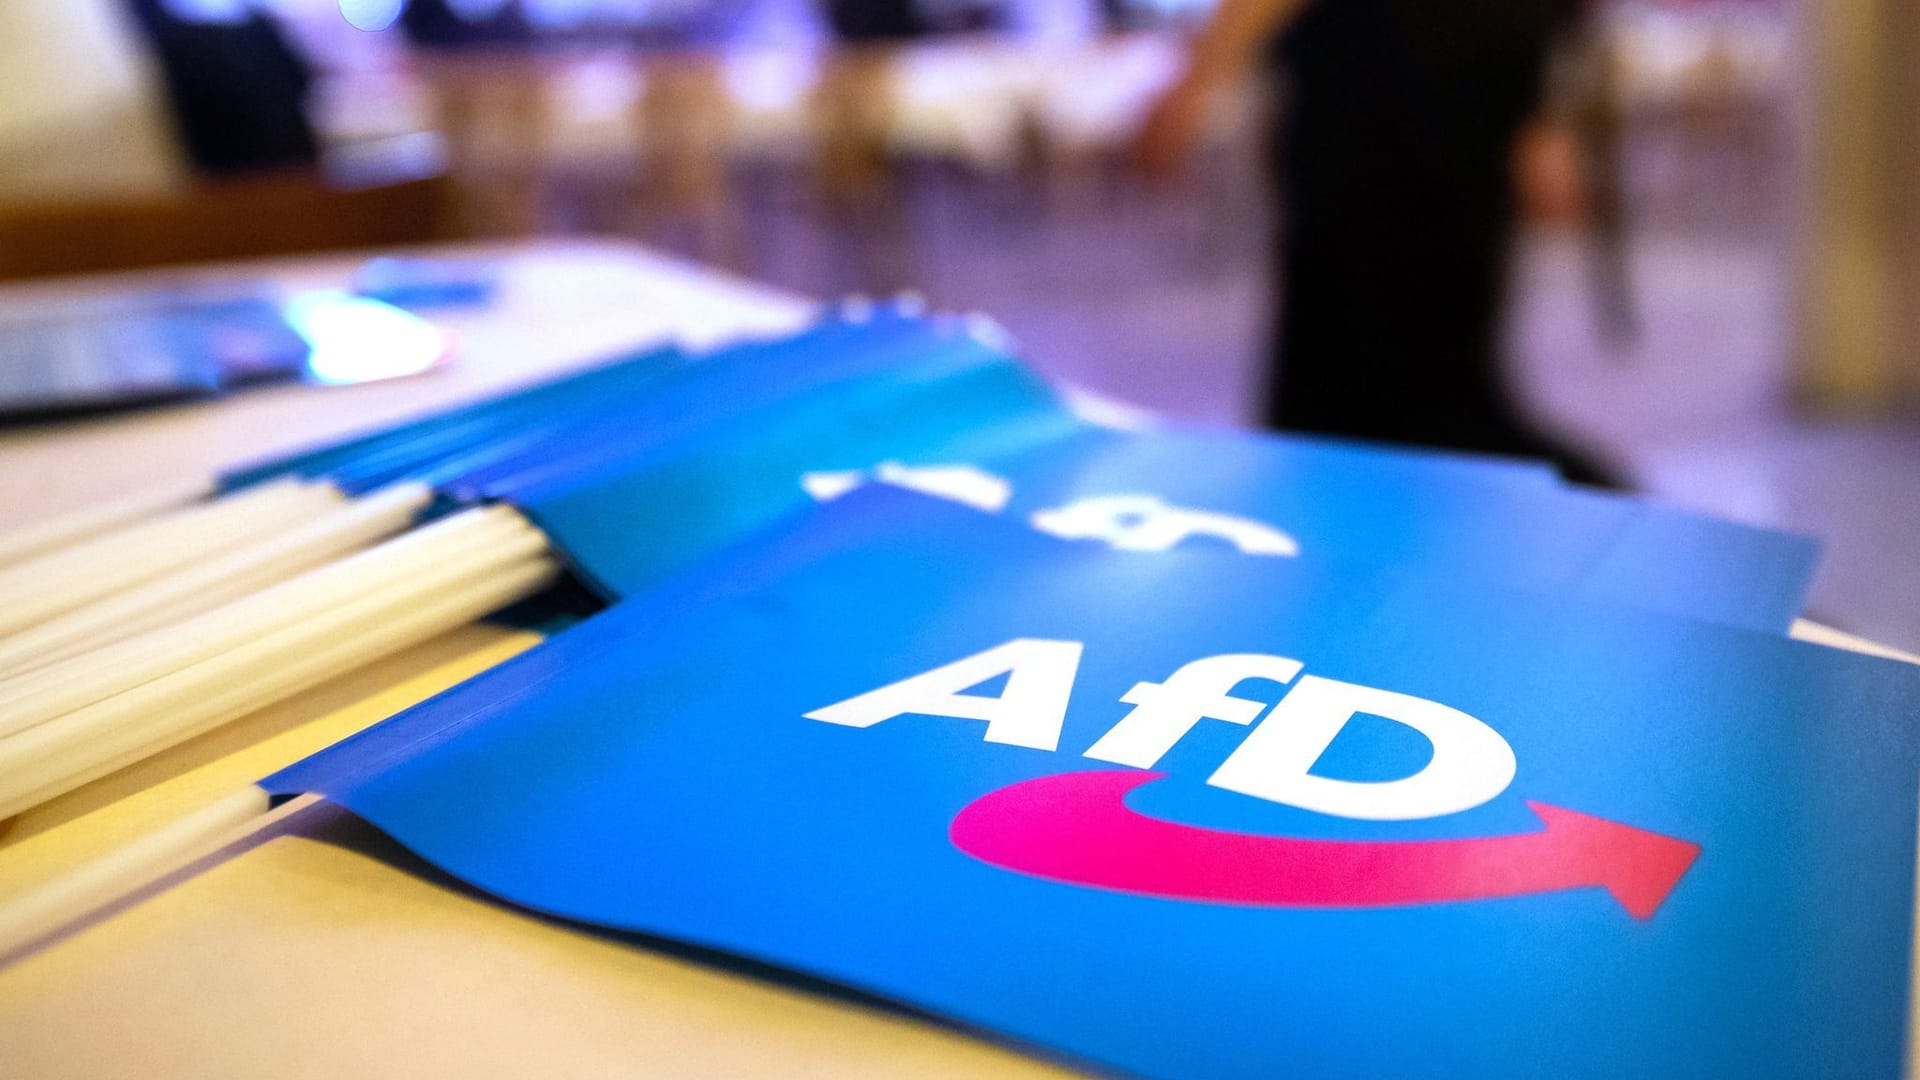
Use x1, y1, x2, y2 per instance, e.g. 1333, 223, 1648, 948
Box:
0, 553, 557, 820
0, 504, 534, 736
0, 786, 282, 961
0, 510, 524, 734
0, 482, 434, 676
1791, 619, 1920, 665
0, 479, 346, 638
0, 476, 215, 570
0, 556, 555, 815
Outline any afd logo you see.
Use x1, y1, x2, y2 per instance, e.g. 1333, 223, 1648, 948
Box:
802, 462, 1301, 557
806, 640, 1701, 919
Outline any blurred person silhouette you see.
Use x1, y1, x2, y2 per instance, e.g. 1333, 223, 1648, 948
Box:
1133, 0, 1621, 486
120, 0, 318, 176
398, 0, 532, 48
820, 0, 933, 42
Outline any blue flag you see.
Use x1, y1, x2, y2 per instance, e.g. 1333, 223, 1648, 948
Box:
522, 416, 1817, 630
211, 313, 1814, 627
215, 305, 944, 494
268, 489, 1919, 1080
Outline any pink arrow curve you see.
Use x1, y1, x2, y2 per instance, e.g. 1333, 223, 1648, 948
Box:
949, 770, 1701, 919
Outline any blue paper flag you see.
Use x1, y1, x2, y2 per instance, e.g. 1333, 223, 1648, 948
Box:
216, 304, 941, 493
211, 310, 1814, 628
268, 489, 1919, 1080
522, 414, 1817, 630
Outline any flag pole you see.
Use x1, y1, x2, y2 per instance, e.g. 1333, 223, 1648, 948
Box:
0, 482, 433, 676
0, 476, 215, 569
0, 786, 280, 963
0, 478, 347, 638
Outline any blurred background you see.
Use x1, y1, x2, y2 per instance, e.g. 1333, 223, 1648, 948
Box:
0, 0, 1915, 647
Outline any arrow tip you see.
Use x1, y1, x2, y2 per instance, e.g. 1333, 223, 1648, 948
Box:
1526, 801, 1701, 920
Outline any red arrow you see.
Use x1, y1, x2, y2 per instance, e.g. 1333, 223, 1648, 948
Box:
949, 771, 1701, 919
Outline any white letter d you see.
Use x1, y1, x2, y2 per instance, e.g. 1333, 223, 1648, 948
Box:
1207, 676, 1517, 821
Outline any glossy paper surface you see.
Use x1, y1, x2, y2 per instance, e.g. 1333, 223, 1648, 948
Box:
269, 491, 1918, 1080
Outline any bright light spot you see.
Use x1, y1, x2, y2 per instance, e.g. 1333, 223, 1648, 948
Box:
285, 291, 449, 385
558, 59, 643, 123
725, 49, 818, 112
338, 0, 405, 32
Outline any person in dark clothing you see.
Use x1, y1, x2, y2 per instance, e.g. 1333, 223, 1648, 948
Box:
398, 0, 533, 49
820, 0, 932, 43
1134, 0, 1618, 485
120, 0, 318, 176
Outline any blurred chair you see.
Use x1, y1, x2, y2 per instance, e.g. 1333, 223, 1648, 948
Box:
812, 45, 900, 205
414, 49, 555, 237
633, 50, 742, 266
0, 171, 458, 283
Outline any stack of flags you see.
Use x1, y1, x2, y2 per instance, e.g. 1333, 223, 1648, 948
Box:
6, 301, 1918, 1077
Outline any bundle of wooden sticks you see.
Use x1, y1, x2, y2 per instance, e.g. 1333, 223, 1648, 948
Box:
0, 479, 558, 822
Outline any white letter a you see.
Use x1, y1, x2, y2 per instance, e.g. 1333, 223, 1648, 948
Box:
803, 639, 1084, 750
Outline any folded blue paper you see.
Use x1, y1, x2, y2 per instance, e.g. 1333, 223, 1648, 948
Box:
521, 412, 1817, 631
213, 309, 1815, 631
268, 488, 1919, 1080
